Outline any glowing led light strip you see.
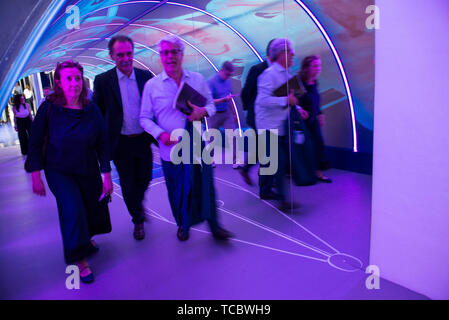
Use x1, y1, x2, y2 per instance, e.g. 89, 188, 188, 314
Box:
0, 0, 66, 117
76, 1, 263, 62
46, 29, 242, 135
293, 0, 358, 152
27, 48, 156, 76
46, 23, 217, 73
49, 0, 83, 28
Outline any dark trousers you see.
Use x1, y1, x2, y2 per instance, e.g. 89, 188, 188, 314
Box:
162, 160, 220, 232
16, 116, 32, 155
242, 109, 258, 174
113, 134, 153, 225
259, 133, 288, 202
45, 169, 101, 264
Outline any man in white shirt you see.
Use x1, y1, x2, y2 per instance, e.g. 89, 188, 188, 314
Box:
140, 35, 232, 241
255, 38, 308, 211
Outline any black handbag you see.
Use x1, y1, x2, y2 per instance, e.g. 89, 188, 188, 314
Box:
24, 104, 50, 173
88, 194, 112, 235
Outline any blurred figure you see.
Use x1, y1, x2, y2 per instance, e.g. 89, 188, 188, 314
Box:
255, 38, 308, 211
27, 60, 113, 283
40, 86, 53, 105
299, 55, 331, 183
207, 61, 240, 168
23, 85, 35, 115
93, 35, 154, 241
12, 94, 33, 155
13, 82, 23, 95
239, 39, 277, 184
84, 77, 93, 100
140, 35, 233, 241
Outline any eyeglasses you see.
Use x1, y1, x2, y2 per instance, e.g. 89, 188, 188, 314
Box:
160, 49, 182, 56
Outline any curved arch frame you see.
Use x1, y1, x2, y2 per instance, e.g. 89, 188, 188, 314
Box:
293, 0, 358, 152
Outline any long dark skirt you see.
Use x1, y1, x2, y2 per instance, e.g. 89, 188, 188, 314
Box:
45, 168, 111, 264
307, 120, 329, 170
16, 116, 32, 155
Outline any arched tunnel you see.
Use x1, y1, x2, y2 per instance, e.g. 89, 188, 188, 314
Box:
2, 0, 446, 302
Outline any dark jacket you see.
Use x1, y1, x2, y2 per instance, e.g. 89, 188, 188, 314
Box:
240, 60, 269, 128
93, 67, 154, 159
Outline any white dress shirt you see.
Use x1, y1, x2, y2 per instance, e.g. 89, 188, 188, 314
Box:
116, 68, 144, 135
255, 62, 291, 136
140, 69, 216, 161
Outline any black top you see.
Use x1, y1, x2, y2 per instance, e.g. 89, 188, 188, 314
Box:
298, 81, 321, 125
27, 100, 111, 176
241, 60, 269, 111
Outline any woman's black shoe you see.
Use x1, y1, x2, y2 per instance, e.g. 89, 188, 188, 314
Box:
177, 227, 189, 241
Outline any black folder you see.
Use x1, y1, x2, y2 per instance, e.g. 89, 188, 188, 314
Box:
273, 74, 306, 97
174, 82, 207, 115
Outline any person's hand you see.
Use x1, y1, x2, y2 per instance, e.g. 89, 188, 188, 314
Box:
159, 132, 179, 146
102, 173, 113, 197
187, 101, 207, 122
317, 114, 325, 127
31, 171, 46, 196
299, 108, 309, 120
223, 93, 237, 103
14, 125, 18, 132
287, 91, 298, 107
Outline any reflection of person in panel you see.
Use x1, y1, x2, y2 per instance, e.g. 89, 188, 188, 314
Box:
255, 38, 309, 211
299, 55, 332, 183
239, 39, 277, 185
140, 35, 233, 242
27, 60, 113, 283
12, 94, 33, 155
93, 35, 154, 241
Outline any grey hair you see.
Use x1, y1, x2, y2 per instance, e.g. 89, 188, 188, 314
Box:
158, 35, 185, 53
269, 38, 294, 61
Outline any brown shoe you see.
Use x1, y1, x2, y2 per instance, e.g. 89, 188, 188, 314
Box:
133, 223, 145, 240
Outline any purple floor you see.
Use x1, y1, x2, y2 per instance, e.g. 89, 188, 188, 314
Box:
0, 146, 427, 299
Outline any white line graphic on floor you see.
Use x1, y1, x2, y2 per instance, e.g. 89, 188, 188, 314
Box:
112, 173, 363, 272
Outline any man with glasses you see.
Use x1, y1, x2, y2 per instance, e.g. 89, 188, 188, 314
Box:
93, 35, 154, 240
140, 35, 233, 241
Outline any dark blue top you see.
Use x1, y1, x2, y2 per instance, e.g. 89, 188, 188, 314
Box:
27, 100, 111, 176
298, 82, 321, 125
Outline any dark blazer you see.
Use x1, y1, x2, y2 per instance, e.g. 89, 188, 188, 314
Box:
240, 61, 269, 129
241, 60, 269, 111
93, 67, 153, 159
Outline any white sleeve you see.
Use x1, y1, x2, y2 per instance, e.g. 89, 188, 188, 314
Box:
140, 81, 165, 140
255, 71, 288, 109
